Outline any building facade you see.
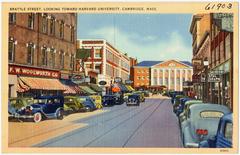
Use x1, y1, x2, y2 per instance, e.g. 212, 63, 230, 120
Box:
132, 60, 193, 91
190, 13, 233, 110
8, 13, 77, 97
78, 39, 131, 87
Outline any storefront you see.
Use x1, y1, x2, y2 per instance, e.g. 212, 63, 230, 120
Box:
9, 64, 66, 97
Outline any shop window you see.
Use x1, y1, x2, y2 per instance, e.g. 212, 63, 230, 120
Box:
9, 13, 16, 24
41, 47, 47, 66
42, 14, 48, 34
60, 21, 64, 39
94, 49, 101, 58
28, 13, 34, 29
50, 17, 55, 35
71, 26, 74, 42
27, 43, 34, 65
60, 51, 64, 69
8, 38, 15, 62
224, 122, 233, 141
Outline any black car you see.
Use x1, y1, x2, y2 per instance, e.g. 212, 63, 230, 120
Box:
102, 94, 124, 106
126, 94, 140, 106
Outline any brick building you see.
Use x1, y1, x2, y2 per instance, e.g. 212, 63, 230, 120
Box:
132, 60, 193, 91
190, 13, 233, 110
8, 13, 77, 97
77, 39, 130, 87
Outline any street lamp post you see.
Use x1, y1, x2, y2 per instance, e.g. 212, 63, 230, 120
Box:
203, 60, 209, 103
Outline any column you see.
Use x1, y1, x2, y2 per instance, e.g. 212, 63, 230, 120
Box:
168, 69, 171, 90
157, 69, 160, 85
163, 69, 165, 86
190, 69, 193, 81
174, 69, 177, 91
185, 69, 187, 81
151, 68, 153, 86
180, 69, 183, 91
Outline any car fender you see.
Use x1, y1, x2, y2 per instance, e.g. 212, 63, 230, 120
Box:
183, 126, 196, 147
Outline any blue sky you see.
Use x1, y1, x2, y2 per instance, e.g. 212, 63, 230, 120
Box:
77, 14, 193, 62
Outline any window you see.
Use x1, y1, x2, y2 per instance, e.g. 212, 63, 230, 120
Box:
49, 48, 55, 68
142, 76, 145, 80
41, 47, 47, 66
50, 17, 55, 35
94, 49, 101, 58
28, 13, 34, 29
71, 26, 74, 42
60, 21, 64, 38
27, 43, 34, 64
70, 54, 74, 69
200, 111, 224, 118
42, 14, 48, 33
159, 78, 163, 85
8, 38, 15, 62
137, 76, 141, 80
95, 64, 101, 73
9, 13, 16, 24
60, 51, 64, 69
224, 122, 233, 141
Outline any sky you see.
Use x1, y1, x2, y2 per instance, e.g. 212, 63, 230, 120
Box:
77, 14, 193, 62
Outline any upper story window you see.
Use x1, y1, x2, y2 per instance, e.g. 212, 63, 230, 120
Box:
50, 17, 55, 35
9, 13, 16, 24
27, 43, 35, 65
41, 47, 47, 66
71, 26, 75, 42
42, 14, 48, 34
70, 54, 74, 69
28, 13, 35, 29
8, 38, 15, 62
94, 49, 101, 58
60, 51, 64, 69
49, 48, 55, 68
60, 21, 64, 39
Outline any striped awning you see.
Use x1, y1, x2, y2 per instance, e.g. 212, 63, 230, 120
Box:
17, 78, 30, 93
18, 77, 66, 91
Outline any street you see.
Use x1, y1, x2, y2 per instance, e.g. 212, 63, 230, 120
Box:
33, 98, 182, 147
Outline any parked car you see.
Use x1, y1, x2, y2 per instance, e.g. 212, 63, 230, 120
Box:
135, 91, 145, 102
173, 95, 186, 112
179, 100, 203, 123
143, 90, 150, 97
89, 95, 103, 109
181, 103, 230, 148
12, 95, 64, 123
78, 96, 97, 112
126, 93, 140, 106
175, 97, 192, 116
64, 96, 86, 114
170, 91, 184, 104
102, 93, 124, 106
199, 113, 232, 148
8, 97, 34, 115
123, 92, 132, 102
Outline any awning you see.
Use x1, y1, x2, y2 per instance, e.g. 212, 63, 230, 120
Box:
17, 78, 30, 93
89, 83, 103, 92
19, 77, 66, 91
60, 80, 83, 94
79, 86, 96, 95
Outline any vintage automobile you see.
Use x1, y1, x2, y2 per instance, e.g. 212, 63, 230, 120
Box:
170, 91, 184, 104
102, 94, 124, 106
123, 92, 132, 102
78, 96, 97, 112
199, 113, 232, 148
8, 97, 34, 118
175, 97, 192, 116
126, 93, 140, 106
179, 100, 203, 123
142, 90, 150, 97
64, 96, 86, 114
135, 91, 145, 102
173, 95, 186, 112
12, 95, 64, 123
89, 95, 103, 109
181, 103, 230, 148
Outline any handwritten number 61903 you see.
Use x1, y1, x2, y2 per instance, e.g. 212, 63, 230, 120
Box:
205, 3, 232, 10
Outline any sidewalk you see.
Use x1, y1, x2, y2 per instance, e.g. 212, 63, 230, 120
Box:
9, 109, 107, 147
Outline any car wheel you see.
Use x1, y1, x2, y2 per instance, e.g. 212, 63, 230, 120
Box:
56, 109, 64, 120
33, 112, 42, 123
85, 106, 91, 112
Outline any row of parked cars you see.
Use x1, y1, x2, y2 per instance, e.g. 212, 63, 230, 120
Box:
169, 91, 233, 148
8, 90, 148, 123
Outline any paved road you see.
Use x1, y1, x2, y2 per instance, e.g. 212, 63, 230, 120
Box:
35, 98, 183, 147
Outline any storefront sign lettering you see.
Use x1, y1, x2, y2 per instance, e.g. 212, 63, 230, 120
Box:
9, 65, 60, 78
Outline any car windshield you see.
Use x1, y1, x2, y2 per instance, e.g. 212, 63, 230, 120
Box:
200, 111, 224, 118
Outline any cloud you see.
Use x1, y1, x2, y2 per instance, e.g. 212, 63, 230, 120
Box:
86, 26, 192, 62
